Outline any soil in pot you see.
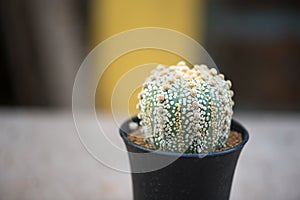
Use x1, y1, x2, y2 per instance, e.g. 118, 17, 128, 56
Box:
126, 126, 242, 152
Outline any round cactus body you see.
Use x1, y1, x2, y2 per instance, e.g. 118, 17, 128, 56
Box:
137, 61, 234, 153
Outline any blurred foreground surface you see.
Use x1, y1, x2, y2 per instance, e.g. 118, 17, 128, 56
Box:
0, 109, 300, 200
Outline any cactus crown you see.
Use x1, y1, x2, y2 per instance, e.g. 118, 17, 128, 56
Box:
137, 61, 234, 153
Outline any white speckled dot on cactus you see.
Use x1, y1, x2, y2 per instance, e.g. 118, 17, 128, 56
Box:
137, 61, 234, 153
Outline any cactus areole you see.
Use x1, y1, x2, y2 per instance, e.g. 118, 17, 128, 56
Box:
137, 61, 234, 153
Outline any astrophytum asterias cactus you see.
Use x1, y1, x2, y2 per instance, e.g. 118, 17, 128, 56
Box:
137, 61, 234, 153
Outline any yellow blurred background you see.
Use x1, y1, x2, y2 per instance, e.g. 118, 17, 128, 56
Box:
90, 0, 205, 114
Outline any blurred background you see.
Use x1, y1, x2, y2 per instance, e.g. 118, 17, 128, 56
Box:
1, 0, 300, 200
1, 0, 299, 111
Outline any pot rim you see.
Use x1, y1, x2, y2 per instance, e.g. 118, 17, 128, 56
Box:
120, 117, 249, 158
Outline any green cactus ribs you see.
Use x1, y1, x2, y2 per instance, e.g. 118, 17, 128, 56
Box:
137, 61, 234, 153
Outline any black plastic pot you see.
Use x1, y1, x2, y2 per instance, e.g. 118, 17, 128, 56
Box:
120, 117, 249, 200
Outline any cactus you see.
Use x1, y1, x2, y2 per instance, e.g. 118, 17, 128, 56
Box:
137, 61, 234, 153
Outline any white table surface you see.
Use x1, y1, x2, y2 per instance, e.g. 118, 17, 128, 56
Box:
0, 108, 300, 200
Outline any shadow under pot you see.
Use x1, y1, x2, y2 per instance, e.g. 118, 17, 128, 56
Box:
119, 116, 249, 200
